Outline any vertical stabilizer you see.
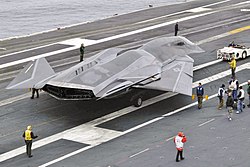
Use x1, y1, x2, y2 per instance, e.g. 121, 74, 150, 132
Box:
6, 58, 55, 89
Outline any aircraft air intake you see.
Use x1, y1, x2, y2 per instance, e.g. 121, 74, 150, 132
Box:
43, 84, 95, 100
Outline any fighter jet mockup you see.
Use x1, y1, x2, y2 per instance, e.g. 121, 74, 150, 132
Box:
6, 36, 203, 106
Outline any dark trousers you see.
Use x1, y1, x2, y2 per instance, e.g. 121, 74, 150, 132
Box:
231, 67, 236, 78
218, 96, 224, 109
176, 150, 184, 161
198, 96, 203, 109
31, 88, 39, 98
25, 140, 32, 156
80, 54, 84, 62
175, 30, 178, 36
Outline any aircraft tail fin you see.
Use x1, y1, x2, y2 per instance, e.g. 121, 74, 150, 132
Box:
6, 58, 55, 89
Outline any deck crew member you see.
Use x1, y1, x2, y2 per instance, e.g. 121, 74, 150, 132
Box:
174, 132, 187, 162
229, 77, 239, 101
236, 86, 245, 114
31, 88, 39, 99
217, 84, 226, 110
228, 56, 236, 78
80, 43, 85, 62
247, 80, 250, 107
174, 22, 179, 36
22, 125, 38, 158
196, 83, 204, 109
226, 92, 234, 121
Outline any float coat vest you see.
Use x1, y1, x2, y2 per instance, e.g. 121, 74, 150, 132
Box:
218, 87, 225, 97
25, 130, 32, 141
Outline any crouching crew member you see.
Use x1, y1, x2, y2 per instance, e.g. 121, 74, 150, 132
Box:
22, 125, 38, 158
174, 132, 187, 162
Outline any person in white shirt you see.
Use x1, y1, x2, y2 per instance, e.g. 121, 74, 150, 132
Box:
174, 132, 187, 162
217, 84, 226, 110
236, 86, 245, 114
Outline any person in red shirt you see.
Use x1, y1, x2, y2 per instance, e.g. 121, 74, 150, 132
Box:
174, 132, 187, 162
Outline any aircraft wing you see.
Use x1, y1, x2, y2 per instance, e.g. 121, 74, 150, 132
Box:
137, 55, 194, 96
95, 65, 161, 99
96, 56, 193, 98
134, 36, 203, 96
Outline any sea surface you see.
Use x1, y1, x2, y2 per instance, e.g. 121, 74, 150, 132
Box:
0, 0, 188, 40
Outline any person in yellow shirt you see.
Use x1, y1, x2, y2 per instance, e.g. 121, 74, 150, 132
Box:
22, 125, 38, 158
228, 56, 236, 78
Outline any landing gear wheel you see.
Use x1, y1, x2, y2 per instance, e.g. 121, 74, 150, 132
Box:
133, 96, 143, 107
242, 51, 247, 59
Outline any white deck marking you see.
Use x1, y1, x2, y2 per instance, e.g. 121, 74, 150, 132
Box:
166, 136, 175, 142
196, 32, 230, 45
62, 126, 122, 145
241, 9, 250, 11
192, 63, 250, 87
186, 7, 212, 13
0, 93, 30, 107
0, 43, 58, 59
58, 38, 97, 46
124, 117, 165, 134
198, 119, 215, 127
0, 46, 78, 69
193, 59, 222, 71
129, 148, 149, 158
136, 0, 231, 24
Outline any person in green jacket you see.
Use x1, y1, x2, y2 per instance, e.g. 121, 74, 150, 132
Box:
79, 43, 85, 62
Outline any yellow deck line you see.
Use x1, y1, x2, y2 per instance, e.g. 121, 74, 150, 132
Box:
229, 25, 250, 34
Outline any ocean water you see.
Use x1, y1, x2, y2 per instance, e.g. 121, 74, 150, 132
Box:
0, 0, 187, 40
